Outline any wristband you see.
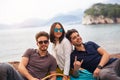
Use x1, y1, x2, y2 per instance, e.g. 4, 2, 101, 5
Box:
97, 65, 103, 69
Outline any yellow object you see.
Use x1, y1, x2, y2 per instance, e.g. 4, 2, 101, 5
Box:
56, 67, 63, 74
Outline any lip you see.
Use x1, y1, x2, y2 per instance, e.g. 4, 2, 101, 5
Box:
41, 46, 47, 49
55, 33, 62, 36
56, 32, 62, 34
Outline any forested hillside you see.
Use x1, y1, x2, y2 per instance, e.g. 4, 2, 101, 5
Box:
84, 3, 120, 18
82, 3, 120, 24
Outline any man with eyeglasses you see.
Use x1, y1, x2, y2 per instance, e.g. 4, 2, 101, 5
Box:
0, 31, 57, 80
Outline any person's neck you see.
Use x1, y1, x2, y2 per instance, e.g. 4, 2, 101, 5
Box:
38, 49, 47, 56
55, 38, 59, 44
76, 44, 85, 51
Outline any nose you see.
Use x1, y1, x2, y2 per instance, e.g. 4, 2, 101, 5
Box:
58, 30, 61, 32
76, 36, 82, 41
76, 36, 79, 39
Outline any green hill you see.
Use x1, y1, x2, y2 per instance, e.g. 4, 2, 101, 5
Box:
82, 3, 120, 24
84, 3, 120, 18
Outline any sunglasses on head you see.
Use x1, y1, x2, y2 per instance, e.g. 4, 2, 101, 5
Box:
54, 28, 63, 32
38, 40, 49, 44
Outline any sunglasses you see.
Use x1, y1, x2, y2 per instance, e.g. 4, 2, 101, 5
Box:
54, 28, 63, 32
38, 40, 49, 44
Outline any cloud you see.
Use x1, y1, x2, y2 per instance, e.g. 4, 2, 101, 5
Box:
0, 0, 117, 24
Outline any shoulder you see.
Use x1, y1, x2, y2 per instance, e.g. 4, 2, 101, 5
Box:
85, 41, 96, 45
48, 53, 57, 63
25, 48, 36, 54
23, 48, 36, 57
62, 37, 71, 44
85, 41, 99, 46
85, 41, 100, 49
26, 48, 36, 52
61, 38, 72, 49
48, 53, 56, 60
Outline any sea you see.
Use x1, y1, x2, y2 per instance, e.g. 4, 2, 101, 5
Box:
0, 23, 120, 62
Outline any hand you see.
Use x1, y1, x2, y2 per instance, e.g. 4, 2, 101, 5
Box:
73, 56, 83, 71
62, 76, 69, 80
62, 77, 67, 80
93, 68, 101, 77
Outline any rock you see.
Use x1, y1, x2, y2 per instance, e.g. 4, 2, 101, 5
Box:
82, 15, 120, 25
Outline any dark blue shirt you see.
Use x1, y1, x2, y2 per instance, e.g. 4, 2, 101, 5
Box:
70, 41, 117, 73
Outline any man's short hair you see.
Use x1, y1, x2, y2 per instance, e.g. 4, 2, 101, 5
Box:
35, 31, 49, 41
66, 29, 78, 41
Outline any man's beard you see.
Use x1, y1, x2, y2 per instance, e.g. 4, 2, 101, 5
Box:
75, 42, 82, 47
40, 46, 48, 51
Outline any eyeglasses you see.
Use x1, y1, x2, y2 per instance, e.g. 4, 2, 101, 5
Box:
54, 28, 63, 32
38, 40, 49, 44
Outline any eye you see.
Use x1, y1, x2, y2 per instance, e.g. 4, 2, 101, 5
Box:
54, 28, 63, 32
72, 36, 77, 40
59, 28, 63, 32
54, 28, 58, 32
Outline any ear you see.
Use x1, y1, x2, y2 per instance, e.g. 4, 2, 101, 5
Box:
36, 42, 39, 46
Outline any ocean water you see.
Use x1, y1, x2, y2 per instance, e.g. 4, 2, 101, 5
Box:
0, 24, 120, 62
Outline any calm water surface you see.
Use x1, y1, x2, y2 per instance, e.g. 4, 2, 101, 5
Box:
0, 24, 120, 62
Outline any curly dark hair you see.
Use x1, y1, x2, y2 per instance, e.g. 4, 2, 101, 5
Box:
66, 29, 78, 41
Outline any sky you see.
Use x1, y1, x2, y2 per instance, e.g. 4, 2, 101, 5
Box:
0, 0, 114, 25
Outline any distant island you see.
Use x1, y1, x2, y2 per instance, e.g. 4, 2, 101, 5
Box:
82, 3, 120, 25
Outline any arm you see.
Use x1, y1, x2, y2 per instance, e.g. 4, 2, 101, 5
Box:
18, 57, 39, 80
49, 71, 56, 80
93, 47, 110, 77
62, 39, 72, 80
97, 47, 110, 67
72, 56, 83, 77
63, 39, 72, 76
49, 56, 57, 80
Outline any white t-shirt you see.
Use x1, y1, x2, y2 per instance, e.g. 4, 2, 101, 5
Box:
51, 37, 72, 75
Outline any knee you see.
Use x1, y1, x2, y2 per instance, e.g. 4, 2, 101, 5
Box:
99, 69, 111, 80
0, 63, 14, 73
